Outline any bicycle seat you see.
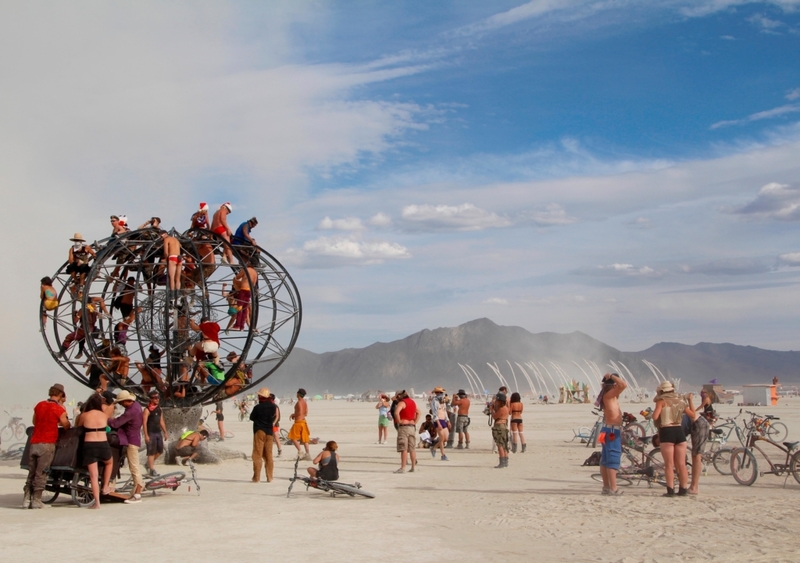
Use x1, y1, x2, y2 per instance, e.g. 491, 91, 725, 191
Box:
765, 415, 779, 420
711, 428, 724, 435
783, 441, 799, 451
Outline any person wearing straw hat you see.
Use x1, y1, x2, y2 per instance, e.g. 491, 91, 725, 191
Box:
250, 388, 277, 482
653, 380, 692, 497
108, 390, 144, 503
66, 232, 96, 287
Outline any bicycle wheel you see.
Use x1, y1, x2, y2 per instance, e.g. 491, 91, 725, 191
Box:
327, 482, 376, 498
730, 448, 758, 486
711, 447, 734, 475
13, 425, 26, 440
71, 473, 96, 507
765, 422, 788, 442
790, 450, 800, 486
626, 423, 646, 440
590, 473, 633, 486
0, 426, 12, 443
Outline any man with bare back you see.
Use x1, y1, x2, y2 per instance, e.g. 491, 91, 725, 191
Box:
210, 202, 234, 264
288, 388, 311, 460
597, 373, 627, 495
452, 389, 471, 449
160, 231, 182, 294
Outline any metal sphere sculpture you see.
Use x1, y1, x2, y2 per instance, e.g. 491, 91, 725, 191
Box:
41, 227, 301, 406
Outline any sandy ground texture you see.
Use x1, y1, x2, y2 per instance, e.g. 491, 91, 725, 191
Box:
1, 398, 799, 563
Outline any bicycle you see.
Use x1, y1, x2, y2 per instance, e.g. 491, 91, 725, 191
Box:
199, 410, 234, 440
590, 435, 669, 488
0, 442, 26, 460
286, 457, 375, 499
1, 411, 26, 442
730, 434, 800, 486
71, 468, 190, 507
746, 411, 789, 442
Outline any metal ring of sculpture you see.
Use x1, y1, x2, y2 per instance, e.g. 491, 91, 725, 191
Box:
41, 227, 301, 406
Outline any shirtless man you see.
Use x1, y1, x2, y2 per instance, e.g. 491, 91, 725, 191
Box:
175, 429, 208, 465
210, 202, 234, 264
491, 392, 510, 468
160, 231, 182, 294
231, 258, 258, 331
288, 388, 310, 460
451, 389, 471, 449
597, 373, 627, 495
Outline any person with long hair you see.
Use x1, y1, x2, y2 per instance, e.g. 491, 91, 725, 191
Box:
491, 392, 510, 468
308, 441, 340, 481
375, 394, 391, 444
79, 393, 113, 508
509, 392, 526, 453
652, 381, 692, 496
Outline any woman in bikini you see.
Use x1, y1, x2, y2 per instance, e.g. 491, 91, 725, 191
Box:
509, 392, 527, 453
308, 441, 340, 481
429, 388, 450, 461
78, 393, 113, 508
40, 276, 58, 328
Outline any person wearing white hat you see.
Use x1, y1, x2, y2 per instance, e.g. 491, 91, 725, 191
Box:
653, 380, 692, 497
66, 233, 96, 287
108, 390, 144, 503
211, 202, 234, 264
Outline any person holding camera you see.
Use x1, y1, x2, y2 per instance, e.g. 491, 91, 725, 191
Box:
595, 373, 626, 495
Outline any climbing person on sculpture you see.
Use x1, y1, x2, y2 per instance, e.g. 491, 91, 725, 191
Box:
210, 202, 234, 264
66, 233, 96, 289
160, 231, 182, 296
40, 276, 58, 328
191, 202, 210, 231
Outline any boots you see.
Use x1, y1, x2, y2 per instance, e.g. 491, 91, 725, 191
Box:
22, 486, 31, 509
494, 457, 509, 469
30, 490, 47, 509
521, 443, 527, 453
662, 487, 675, 497
511, 442, 517, 454
677, 487, 688, 496
465, 442, 470, 449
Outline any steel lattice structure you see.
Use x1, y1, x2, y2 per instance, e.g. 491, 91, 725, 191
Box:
41, 227, 301, 406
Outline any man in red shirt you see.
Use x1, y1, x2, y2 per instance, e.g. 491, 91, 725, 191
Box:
25, 384, 70, 508
393, 390, 420, 474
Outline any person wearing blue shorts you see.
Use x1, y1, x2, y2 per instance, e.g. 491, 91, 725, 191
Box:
595, 373, 627, 495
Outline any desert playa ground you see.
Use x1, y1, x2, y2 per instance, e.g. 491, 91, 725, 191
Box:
1, 398, 798, 563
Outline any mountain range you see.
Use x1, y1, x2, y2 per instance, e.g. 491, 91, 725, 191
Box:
262, 318, 799, 395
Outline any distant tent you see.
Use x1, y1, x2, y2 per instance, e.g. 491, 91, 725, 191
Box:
709, 378, 718, 384
314, 395, 323, 400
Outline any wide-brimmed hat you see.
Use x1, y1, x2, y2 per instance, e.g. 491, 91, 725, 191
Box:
114, 390, 137, 403
657, 381, 675, 394
70, 233, 85, 242
432, 386, 445, 394
456, 389, 467, 396
257, 387, 271, 399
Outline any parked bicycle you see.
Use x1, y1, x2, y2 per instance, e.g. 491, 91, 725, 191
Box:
1, 410, 26, 442
730, 433, 800, 486
590, 434, 669, 488
746, 410, 789, 442
199, 410, 234, 440
286, 457, 374, 499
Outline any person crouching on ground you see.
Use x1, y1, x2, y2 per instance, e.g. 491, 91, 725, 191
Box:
491, 393, 510, 468
175, 429, 209, 465
308, 441, 339, 481
250, 387, 277, 483
596, 373, 627, 495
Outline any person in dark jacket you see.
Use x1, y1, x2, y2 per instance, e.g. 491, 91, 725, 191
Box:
250, 387, 277, 483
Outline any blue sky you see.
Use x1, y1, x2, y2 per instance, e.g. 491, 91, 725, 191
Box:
2, 1, 800, 388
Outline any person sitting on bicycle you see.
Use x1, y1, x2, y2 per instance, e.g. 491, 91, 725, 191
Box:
175, 429, 209, 465
307, 440, 339, 481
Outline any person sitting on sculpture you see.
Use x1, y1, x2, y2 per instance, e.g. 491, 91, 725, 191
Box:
190, 202, 210, 231
135, 345, 166, 393
107, 347, 130, 386
137, 216, 161, 230
210, 202, 234, 264
232, 217, 258, 247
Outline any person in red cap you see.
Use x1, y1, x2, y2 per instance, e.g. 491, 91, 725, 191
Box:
191, 202, 210, 230
211, 202, 234, 263
24, 384, 70, 508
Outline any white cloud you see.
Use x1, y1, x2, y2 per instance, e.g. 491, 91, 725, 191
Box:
787, 87, 800, 101
529, 203, 578, 226
452, 0, 571, 36
484, 297, 510, 305
400, 203, 512, 231
726, 182, 800, 221
369, 212, 392, 227
286, 235, 410, 268
318, 216, 366, 231
720, 35, 736, 40
679, 1, 800, 18
747, 13, 785, 33
710, 103, 800, 129
574, 263, 662, 278
777, 252, 800, 265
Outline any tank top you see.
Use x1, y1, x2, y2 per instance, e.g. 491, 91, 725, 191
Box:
400, 397, 416, 421
146, 405, 162, 434
378, 405, 389, 417
658, 393, 686, 427
318, 451, 339, 480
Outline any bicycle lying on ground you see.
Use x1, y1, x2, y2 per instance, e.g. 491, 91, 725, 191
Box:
286, 457, 375, 499
730, 434, 800, 486
0, 443, 26, 461
70, 468, 190, 507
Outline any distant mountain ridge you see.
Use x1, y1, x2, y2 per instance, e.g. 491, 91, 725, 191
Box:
262, 318, 799, 394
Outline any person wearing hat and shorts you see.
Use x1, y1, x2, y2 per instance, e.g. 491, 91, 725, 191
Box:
429, 387, 450, 461
66, 233, 96, 287
24, 384, 70, 508
393, 390, 419, 473
250, 388, 277, 482
451, 390, 471, 449
211, 202, 234, 264
108, 390, 144, 503
142, 391, 168, 477
653, 380, 692, 496
289, 389, 311, 460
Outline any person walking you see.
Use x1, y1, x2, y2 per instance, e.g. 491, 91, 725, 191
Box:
429, 387, 450, 461
24, 384, 70, 508
375, 394, 391, 444
288, 388, 311, 460
108, 390, 144, 504
250, 388, 277, 482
